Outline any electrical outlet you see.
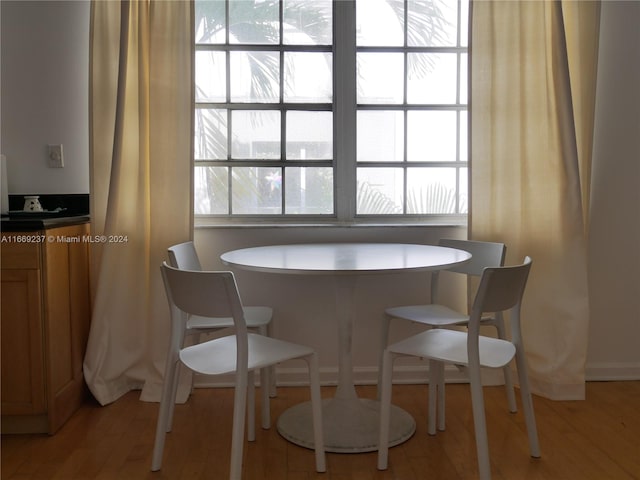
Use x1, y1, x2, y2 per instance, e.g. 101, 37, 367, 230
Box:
48, 144, 64, 168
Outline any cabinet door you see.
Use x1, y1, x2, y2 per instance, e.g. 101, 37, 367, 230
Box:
43, 224, 91, 433
1, 268, 46, 415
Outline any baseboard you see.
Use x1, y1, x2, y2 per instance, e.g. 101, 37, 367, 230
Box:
585, 362, 640, 381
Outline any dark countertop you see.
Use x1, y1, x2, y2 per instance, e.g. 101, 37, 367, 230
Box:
1, 214, 91, 232
3, 194, 90, 232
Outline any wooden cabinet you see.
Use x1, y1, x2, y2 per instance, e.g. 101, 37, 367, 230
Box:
1, 222, 91, 434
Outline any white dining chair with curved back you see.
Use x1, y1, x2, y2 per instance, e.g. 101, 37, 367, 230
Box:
380, 239, 518, 420
152, 263, 326, 479
378, 257, 540, 480
168, 241, 276, 398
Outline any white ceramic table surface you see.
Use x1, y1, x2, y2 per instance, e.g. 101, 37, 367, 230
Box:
220, 243, 472, 453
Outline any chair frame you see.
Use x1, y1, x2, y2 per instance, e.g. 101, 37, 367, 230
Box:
379, 238, 517, 416
168, 241, 277, 399
152, 263, 325, 479
378, 257, 540, 480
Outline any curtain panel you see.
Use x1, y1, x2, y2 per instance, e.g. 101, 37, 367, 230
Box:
470, 0, 600, 400
84, 0, 194, 405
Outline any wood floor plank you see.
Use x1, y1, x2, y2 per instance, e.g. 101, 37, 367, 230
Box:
2, 382, 639, 479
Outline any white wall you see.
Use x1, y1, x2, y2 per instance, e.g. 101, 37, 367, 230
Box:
0, 0, 90, 194
2, 0, 637, 385
587, 0, 640, 380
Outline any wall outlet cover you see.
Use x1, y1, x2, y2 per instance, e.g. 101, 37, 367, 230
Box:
47, 144, 64, 168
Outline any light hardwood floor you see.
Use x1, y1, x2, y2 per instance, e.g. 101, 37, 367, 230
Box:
2, 381, 639, 479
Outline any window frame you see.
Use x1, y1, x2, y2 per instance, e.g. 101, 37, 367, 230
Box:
194, 0, 469, 227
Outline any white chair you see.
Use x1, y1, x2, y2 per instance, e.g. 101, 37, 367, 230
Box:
168, 241, 276, 398
378, 257, 540, 480
152, 263, 326, 479
380, 239, 518, 416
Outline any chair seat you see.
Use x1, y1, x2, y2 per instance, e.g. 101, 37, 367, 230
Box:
180, 332, 315, 376
187, 306, 273, 330
386, 304, 500, 327
388, 328, 516, 369
385, 304, 469, 326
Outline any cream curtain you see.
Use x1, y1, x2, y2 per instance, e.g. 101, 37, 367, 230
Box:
470, 1, 600, 400
84, 0, 194, 405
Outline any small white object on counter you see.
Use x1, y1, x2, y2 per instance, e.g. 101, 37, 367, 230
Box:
23, 195, 43, 212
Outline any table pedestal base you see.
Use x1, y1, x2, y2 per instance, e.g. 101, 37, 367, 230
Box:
277, 397, 415, 453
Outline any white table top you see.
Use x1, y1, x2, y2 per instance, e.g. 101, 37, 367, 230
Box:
220, 242, 471, 275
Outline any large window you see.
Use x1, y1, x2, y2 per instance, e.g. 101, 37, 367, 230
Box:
194, 0, 468, 223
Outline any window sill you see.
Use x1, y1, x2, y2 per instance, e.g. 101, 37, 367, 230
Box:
195, 216, 468, 229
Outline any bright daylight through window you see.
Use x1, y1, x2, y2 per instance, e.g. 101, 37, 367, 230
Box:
194, 0, 468, 222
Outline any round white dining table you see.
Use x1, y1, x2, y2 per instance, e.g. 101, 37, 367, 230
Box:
220, 243, 471, 453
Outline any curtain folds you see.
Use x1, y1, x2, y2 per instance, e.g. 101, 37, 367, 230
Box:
84, 0, 194, 405
470, 0, 600, 400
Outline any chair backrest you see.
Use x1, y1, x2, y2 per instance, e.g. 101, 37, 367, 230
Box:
432, 239, 506, 307
167, 241, 202, 271
468, 257, 532, 334
438, 239, 506, 276
160, 262, 248, 350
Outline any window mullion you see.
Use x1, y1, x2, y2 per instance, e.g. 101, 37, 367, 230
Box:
334, 0, 357, 221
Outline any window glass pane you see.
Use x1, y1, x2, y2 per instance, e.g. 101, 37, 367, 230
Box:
284, 52, 332, 103
195, 51, 226, 102
286, 111, 332, 159
459, 53, 468, 104
229, 0, 279, 44
460, 0, 469, 47
407, 0, 458, 47
406, 167, 457, 214
459, 110, 468, 162
357, 111, 404, 162
232, 167, 282, 214
407, 111, 456, 162
356, 0, 404, 46
230, 51, 280, 102
407, 53, 457, 104
285, 167, 333, 214
284, 0, 332, 45
195, 166, 229, 214
194, 109, 228, 160
357, 53, 404, 104
195, 0, 226, 44
459, 167, 468, 213
357, 168, 403, 214
231, 110, 280, 159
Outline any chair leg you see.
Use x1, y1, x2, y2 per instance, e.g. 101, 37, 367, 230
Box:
514, 349, 541, 458
436, 361, 446, 431
247, 370, 256, 442
494, 314, 517, 413
230, 371, 248, 480
260, 367, 271, 429
307, 353, 326, 473
469, 363, 491, 480
151, 356, 180, 471
377, 349, 394, 470
428, 359, 437, 436
165, 362, 183, 432
377, 315, 391, 400
269, 363, 277, 398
